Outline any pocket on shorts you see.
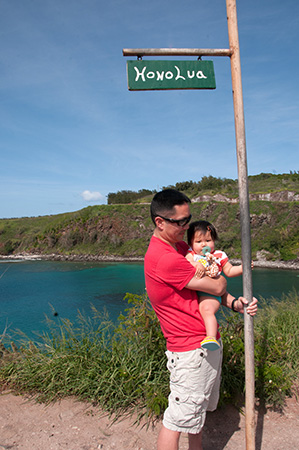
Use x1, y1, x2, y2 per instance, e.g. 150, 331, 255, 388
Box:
166, 348, 206, 384
170, 391, 190, 408
166, 351, 179, 382
168, 391, 208, 428
190, 393, 209, 416
187, 348, 206, 369
166, 348, 205, 370
166, 351, 178, 370
168, 391, 191, 424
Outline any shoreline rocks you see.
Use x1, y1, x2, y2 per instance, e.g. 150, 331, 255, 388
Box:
0, 253, 144, 263
1, 252, 299, 270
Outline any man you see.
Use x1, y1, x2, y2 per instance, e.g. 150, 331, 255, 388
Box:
144, 189, 258, 450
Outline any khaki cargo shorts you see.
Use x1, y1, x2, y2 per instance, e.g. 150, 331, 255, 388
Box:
163, 340, 223, 434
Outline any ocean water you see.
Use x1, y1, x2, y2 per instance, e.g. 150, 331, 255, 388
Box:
0, 260, 145, 340
0, 260, 298, 341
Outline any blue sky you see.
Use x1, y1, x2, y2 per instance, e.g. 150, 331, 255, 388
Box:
1, 0, 298, 218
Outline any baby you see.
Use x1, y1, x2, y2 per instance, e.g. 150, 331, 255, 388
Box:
186, 220, 251, 350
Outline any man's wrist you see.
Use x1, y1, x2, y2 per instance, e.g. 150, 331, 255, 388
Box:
231, 298, 239, 312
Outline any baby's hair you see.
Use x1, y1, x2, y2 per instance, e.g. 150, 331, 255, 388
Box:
187, 220, 218, 245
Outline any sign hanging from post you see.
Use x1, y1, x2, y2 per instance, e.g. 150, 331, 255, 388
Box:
127, 60, 216, 91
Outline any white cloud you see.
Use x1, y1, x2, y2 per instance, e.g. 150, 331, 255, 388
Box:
81, 190, 104, 202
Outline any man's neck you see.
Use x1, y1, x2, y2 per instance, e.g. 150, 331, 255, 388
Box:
153, 230, 177, 249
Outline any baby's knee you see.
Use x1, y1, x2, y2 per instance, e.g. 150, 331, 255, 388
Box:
200, 303, 216, 315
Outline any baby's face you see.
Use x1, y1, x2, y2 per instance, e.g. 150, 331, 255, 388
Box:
192, 230, 215, 255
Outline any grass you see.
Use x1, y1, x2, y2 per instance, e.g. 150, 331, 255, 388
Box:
1, 290, 299, 422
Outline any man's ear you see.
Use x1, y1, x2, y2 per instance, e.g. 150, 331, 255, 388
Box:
154, 216, 164, 230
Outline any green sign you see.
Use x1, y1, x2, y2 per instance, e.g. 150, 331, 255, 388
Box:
126, 60, 216, 91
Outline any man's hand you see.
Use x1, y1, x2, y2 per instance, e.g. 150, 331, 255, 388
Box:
194, 262, 206, 279
234, 296, 258, 315
221, 293, 258, 315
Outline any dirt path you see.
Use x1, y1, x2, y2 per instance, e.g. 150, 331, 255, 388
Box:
0, 392, 298, 449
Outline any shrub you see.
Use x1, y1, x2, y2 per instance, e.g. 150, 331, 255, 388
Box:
0, 291, 298, 420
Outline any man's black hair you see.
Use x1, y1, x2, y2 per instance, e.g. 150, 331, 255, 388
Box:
187, 220, 218, 245
150, 189, 191, 224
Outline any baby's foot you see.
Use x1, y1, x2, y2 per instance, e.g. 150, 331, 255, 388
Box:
201, 336, 220, 351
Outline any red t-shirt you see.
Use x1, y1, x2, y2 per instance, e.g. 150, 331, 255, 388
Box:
144, 236, 220, 352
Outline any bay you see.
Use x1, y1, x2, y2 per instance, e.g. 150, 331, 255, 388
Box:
0, 260, 145, 341
0, 260, 298, 341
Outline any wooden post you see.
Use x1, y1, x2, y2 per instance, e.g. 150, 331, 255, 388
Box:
123, 48, 232, 57
226, 1, 256, 449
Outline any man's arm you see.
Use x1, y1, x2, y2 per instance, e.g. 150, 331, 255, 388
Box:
185, 274, 227, 297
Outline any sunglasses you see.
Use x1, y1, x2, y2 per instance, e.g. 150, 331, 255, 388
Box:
158, 214, 192, 227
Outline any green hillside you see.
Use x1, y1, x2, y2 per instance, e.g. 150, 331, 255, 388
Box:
108, 172, 299, 204
0, 173, 298, 261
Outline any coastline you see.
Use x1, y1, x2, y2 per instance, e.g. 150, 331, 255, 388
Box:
0, 253, 144, 263
1, 252, 299, 270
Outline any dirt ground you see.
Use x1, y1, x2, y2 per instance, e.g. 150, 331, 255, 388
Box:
0, 392, 298, 450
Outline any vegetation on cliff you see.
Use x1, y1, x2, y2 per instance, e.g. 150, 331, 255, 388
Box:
107, 172, 299, 204
0, 173, 298, 261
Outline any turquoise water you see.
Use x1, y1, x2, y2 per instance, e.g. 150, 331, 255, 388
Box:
0, 260, 298, 340
0, 260, 145, 340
